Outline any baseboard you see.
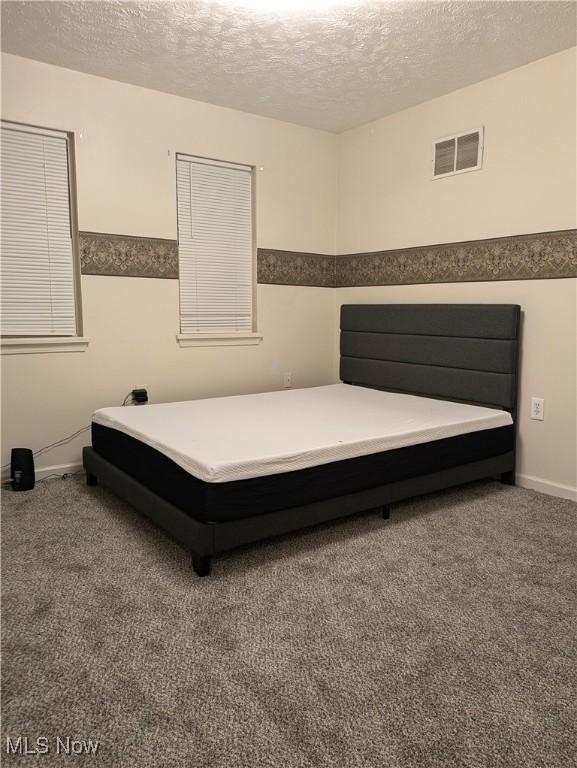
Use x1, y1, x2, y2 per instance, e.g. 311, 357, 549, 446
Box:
4, 462, 575, 504
34, 462, 83, 482
1, 462, 82, 486
516, 473, 577, 502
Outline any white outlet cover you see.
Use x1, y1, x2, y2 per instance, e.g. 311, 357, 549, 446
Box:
530, 397, 545, 421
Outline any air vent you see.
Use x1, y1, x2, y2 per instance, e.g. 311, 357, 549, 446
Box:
433, 128, 483, 179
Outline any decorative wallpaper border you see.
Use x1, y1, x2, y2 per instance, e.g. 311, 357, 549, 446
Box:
79, 233, 336, 286
335, 230, 577, 287
80, 232, 178, 279
257, 248, 335, 287
79, 230, 576, 286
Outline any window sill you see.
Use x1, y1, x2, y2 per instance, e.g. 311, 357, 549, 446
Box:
1, 336, 90, 355
176, 332, 263, 348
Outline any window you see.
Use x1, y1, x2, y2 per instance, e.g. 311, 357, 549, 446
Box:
176, 153, 259, 344
1, 121, 83, 345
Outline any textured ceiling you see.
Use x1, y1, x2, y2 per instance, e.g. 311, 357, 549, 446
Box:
1, 1, 576, 132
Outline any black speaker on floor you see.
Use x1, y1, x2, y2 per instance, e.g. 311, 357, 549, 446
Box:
10, 448, 35, 491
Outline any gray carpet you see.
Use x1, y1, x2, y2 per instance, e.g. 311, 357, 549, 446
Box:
1, 476, 576, 768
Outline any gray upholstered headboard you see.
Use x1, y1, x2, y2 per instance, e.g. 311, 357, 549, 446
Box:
340, 304, 520, 412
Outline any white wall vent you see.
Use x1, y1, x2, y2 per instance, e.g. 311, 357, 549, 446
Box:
432, 127, 484, 179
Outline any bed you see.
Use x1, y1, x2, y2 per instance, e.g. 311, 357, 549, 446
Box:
83, 304, 520, 576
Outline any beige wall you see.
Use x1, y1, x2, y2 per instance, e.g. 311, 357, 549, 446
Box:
335, 48, 577, 499
2, 279, 335, 473
337, 47, 577, 253
335, 282, 577, 500
2, 50, 576, 499
0, 54, 338, 474
3, 54, 338, 250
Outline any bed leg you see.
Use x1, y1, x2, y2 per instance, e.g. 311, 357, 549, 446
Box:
86, 471, 98, 487
192, 554, 211, 577
501, 470, 515, 486
381, 504, 391, 520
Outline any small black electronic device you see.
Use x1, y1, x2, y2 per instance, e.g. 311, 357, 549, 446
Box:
10, 448, 35, 491
132, 388, 148, 404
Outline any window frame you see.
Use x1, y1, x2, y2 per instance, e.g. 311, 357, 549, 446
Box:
174, 152, 261, 347
0, 120, 87, 353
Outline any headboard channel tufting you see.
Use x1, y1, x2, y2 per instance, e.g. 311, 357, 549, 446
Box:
340, 304, 520, 412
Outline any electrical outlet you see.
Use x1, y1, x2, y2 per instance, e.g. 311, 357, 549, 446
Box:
283, 372, 293, 388
132, 386, 148, 404
530, 397, 545, 421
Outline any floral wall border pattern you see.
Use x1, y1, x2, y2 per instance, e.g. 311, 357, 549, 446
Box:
80, 230, 577, 287
335, 230, 577, 287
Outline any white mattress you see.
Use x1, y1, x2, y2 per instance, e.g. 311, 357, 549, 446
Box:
92, 384, 512, 484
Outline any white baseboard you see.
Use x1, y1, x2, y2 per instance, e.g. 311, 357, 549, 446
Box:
1, 462, 82, 486
517, 473, 577, 502
4, 462, 575, 504
35, 462, 83, 481
30, 468, 577, 501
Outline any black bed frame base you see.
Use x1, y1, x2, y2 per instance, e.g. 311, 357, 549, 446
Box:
83, 446, 514, 577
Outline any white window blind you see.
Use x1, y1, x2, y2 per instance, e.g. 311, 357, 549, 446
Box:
176, 154, 254, 334
1, 123, 78, 336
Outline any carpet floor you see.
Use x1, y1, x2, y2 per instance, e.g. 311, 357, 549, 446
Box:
1, 476, 576, 767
